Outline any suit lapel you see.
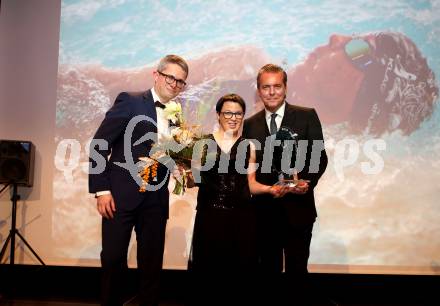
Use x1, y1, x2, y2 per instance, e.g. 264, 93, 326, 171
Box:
254, 110, 270, 143
280, 103, 296, 130
143, 90, 158, 134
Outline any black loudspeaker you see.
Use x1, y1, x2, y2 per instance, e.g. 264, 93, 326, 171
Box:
0, 140, 35, 187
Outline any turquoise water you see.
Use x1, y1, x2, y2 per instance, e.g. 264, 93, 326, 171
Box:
60, 0, 440, 75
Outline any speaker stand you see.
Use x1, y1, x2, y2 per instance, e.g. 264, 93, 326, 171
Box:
0, 183, 45, 265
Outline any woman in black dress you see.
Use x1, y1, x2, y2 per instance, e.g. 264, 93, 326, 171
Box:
188, 93, 283, 306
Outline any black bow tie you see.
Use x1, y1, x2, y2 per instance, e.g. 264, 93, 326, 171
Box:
169, 120, 179, 127
155, 101, 165, 109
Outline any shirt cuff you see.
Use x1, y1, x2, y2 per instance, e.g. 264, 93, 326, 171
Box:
96, 190, 111, 197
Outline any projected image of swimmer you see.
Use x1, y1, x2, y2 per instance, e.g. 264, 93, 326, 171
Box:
288, 31, 438, 135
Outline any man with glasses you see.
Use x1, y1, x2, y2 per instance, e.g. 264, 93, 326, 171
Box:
89, 54, 188, 306
243, 64, 327, 305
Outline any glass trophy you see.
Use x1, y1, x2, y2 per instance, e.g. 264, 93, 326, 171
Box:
274, 168, 310, 189
274, 168, 296, 187
272, 126, 310, 189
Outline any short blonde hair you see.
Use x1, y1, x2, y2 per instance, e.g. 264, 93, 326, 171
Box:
157, 54, 189, 77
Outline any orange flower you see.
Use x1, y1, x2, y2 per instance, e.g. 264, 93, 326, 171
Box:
139, 160, 159, 192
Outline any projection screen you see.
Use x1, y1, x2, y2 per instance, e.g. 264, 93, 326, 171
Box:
52, 0, 440, 274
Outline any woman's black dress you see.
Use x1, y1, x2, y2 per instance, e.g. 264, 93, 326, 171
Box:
188, 135, 257, 304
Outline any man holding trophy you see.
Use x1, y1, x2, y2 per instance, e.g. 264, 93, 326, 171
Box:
243, 64, 328, 305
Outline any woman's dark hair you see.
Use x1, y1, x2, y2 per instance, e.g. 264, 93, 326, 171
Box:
350, 31, 438, 135
215, 93, 246, 114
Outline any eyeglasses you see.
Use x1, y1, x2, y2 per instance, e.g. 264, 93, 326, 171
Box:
221, 111, 244, 119
157, 71, 187, 89
344, 38, 374, 70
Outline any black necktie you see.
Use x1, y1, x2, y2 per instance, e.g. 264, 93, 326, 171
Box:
155, 101, 165, 109
270, 113, 277, 135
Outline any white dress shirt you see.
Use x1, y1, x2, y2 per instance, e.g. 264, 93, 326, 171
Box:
151, 88, 172, 143
265, 102, 286, 134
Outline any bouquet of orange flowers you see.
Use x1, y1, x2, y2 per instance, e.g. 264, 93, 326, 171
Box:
138, 101, 206, 195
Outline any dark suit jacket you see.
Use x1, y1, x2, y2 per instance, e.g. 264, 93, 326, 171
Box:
89, 90, 169, 215
242, 103, 327, 225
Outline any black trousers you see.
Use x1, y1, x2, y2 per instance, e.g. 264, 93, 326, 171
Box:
100, 201, 167, 306
256, 202, 314, 306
